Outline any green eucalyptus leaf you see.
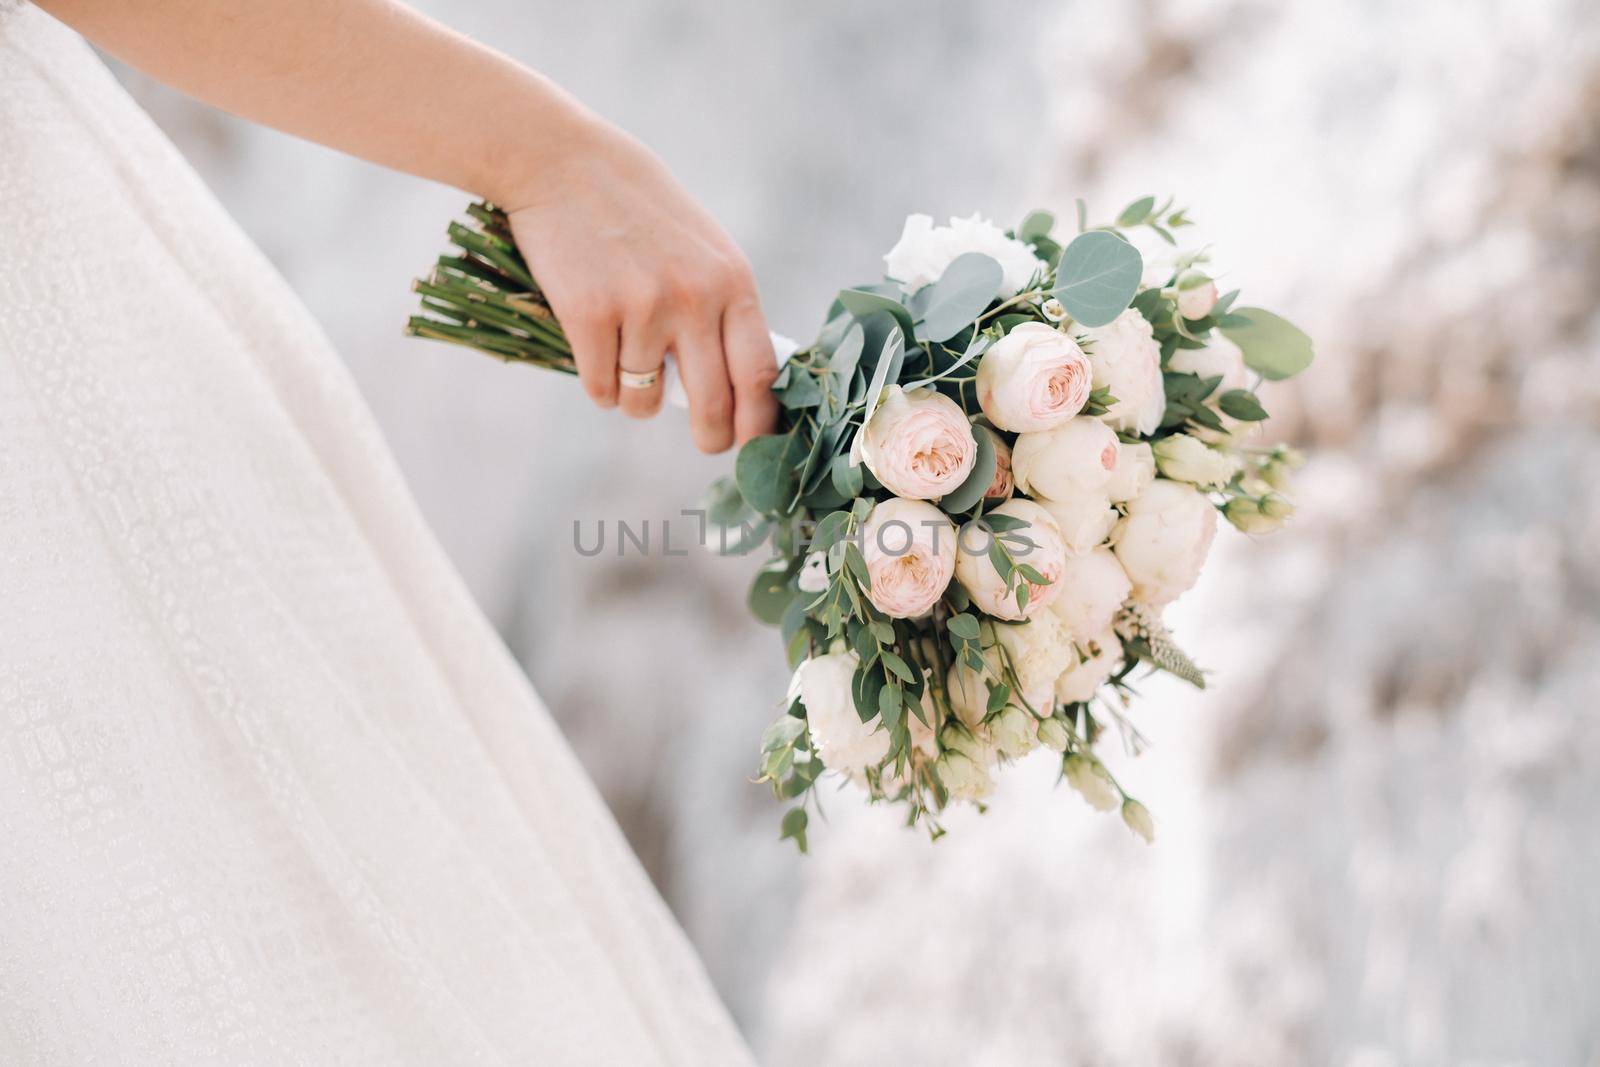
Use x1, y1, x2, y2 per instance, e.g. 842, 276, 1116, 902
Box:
947, 613, 981, 641
735, 432, 804, 515
762, 715, 806, 753
914, 253, 1005, 343
860, 327, 906, 428
985, 681, 1012, 714
1052, 231, 1143, 328
830, 453, 864, 500
1116, 195, 1156, 227
748, 566, 795, 626
1218, 389, 1270, 421
1018, 209, 1054, 243
1219, 307, 1314, 380
837, 287, 918, 344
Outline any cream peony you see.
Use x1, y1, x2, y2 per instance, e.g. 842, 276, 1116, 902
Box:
856, 385, 977, 501
1054, 627, 1122, 703
1082, 310, 1166, 436
1111, 479, 1218, 605
1105, 439, 1155, 503
1036, 493, 1118, 557
860, 498, 957, 619
1151, 432, 1239, 490
936, 723, 995, 800
884, 213, 1044, 297
984, 429, 1015, 501
1047, 547, 1132, 640
1010, 416, 1120, 501
975, 323, 1094, 433
796, 651, 889, 776
954, 499, 1068, 620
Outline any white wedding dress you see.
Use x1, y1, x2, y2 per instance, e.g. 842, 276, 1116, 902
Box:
0, 6, 752, 1064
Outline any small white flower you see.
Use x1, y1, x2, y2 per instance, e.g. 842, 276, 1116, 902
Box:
1040, 297, 1069, 323
989, 704, 1040, 760
796, 551, 829, 593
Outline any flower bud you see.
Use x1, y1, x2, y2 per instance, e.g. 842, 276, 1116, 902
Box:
1223, 494, 1288, 534
1174, 270, 1219, 320
1121, 798, 1155, 843
1036, 717, 1071, 753
1151, 433, 1238, 490
1040, 297, 1069, 323
1062, 753, 1119, 812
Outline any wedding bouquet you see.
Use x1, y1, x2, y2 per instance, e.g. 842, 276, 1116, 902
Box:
408, 198, 1312, 851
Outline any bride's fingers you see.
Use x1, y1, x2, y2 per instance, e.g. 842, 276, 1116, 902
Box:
675, 318, 735, 453
723, 295, 780, 444
563, 304, 622, 410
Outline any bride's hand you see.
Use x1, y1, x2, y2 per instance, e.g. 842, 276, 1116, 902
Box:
37, 0, 780, 453
501, 117, 778, 453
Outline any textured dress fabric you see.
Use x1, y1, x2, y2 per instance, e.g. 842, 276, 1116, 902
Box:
0, 7, 754, 1065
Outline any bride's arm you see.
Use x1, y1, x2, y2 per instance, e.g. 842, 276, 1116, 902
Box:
38, 0, 778, 451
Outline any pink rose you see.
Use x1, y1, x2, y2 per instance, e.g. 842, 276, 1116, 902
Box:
860, 498, 958, 619
984, 429, 1014, 501
857, 385, 977, 501
953, 499, 1067, 621
975, 323, 1093, 433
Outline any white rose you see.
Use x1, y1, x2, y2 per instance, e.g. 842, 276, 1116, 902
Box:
1175, 271, 1219, 320
975, 323, 1094, 433
1082, 310, 1165, 436
1035, 493, 1118, 556
884, 213, 1045, 297
796, 551, 829, 593
1054, 627, 1122, 703
860, 498, 957, 619
1111, 479, 1218, 605
796, 651, 889, 776
1151, 432, 1238, 490
953, 498, 1068, 621
1063, 753, 1119, 812
857, 385, 977, 501
1105, 440, 1155, 503
1047, 547, 1132, 640
992, 611, 1074, 708
1010, 417, 1120, 501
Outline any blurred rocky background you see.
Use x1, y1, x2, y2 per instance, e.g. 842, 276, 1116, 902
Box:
106, 0, 1599, 1062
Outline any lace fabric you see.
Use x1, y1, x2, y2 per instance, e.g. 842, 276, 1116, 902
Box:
0, 8, 751, 1064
